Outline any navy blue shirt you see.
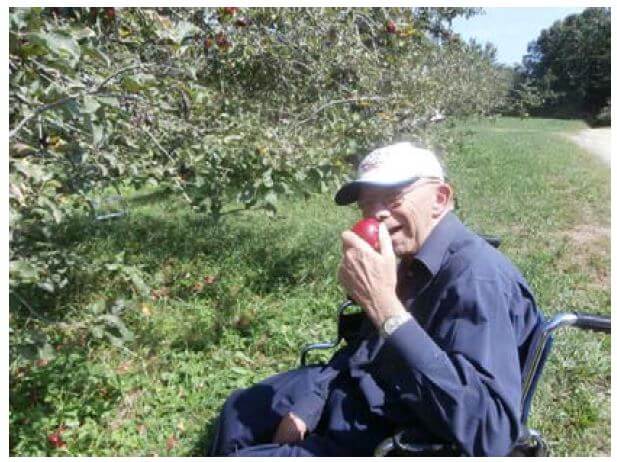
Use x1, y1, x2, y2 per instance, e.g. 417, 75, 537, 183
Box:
290, 212, 543, 456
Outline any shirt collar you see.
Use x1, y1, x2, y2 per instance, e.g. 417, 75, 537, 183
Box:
412, 211, 466, 276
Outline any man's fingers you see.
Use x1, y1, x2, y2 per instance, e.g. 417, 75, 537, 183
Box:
342, 229, 377, 253
273, 413, 306, 444
288, 412, 307, 436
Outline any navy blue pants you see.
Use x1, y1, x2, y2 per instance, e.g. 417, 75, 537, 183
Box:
208, 367, 395, 456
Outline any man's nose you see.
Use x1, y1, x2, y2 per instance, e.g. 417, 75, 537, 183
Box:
375, 207, 391, 221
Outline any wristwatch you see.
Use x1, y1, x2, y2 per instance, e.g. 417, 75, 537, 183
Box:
380, 312, 412, 338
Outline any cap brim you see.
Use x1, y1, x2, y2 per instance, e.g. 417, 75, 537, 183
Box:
334, 182, 362, 205
334, 178, 417, 206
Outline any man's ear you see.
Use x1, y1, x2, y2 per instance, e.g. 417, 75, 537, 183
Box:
432, 183, 453, 218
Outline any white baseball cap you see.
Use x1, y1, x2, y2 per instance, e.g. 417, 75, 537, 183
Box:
334, 142, 445, 205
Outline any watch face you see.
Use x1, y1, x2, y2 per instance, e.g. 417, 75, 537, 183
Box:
383, 313, 410, 336
384, 317, 400, 335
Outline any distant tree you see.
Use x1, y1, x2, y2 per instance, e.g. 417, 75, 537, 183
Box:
498, 64, 545, 118
521, 7, 610, 120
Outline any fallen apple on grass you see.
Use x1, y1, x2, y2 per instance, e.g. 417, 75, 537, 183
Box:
47, 431, 66, 448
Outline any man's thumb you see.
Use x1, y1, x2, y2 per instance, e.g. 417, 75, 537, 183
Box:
378, 223, 394, 258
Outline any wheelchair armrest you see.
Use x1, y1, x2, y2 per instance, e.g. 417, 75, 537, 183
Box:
300, 340, 340, 367
478, 233, 501, 248
507, 428, 549, 457
542, 312, 611, 336
299, 299, 361, 366
374, 429, 459, 457
573, 312, 611, 333
375, 427, 549, 457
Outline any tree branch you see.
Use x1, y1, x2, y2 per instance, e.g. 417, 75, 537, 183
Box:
294, 96, 389, 126
9, 96, 76, 139
9, 63, 148, 140
140, 127, 193, 205
91, 64, 145, 94
10, 289, 85, 328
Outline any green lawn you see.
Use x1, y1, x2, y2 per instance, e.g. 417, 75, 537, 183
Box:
9, 117, 610, 456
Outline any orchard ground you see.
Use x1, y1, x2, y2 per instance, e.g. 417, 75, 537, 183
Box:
9, 117, 610, 456
564, 127, 611, 166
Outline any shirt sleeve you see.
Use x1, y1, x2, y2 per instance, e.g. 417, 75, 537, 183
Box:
288, 346, 354, 432
379, 270, 523, 456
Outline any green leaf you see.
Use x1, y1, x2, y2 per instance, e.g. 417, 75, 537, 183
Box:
29, 31, 81, 67
223, 135, 242, 144
37, 343, 56, 361
262, 169, 274, 188
60, 98, 80, 119
157, 20, 200, 44
88, 299, 106, 315
82, 95, 101, 114
9, 31, 19, 54
121, 73, 156, 92
106, 334, 126, 348
38, 197, 63, 224
37, 281, 55, 293
92, 123, 104, 146
264, 191, 277, 205
9, 10, 27, 30
10, 260, 39, 283
230, 366, 249, 375
121, 76, 142, 92
13, 160, 52, 183
99, 313, 134, 342
46, 31, 81, 61
91, 325, 105, 339
82, 45, 111, 67
15, 344, 39, 361
122, 267, 150, 297
96, 95, 119, 107
71, 26, 96, 41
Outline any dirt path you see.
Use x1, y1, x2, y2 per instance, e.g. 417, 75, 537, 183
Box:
563, 127, 611, 166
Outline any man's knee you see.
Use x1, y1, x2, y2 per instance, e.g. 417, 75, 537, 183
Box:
220, 388, 244, 419
210, 382, 286, 455
209, 368, 320, 455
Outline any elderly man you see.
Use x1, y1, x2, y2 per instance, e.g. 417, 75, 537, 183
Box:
208, 142, 543, 456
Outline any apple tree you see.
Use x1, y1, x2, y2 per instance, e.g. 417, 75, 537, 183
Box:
10, 7, 509, 345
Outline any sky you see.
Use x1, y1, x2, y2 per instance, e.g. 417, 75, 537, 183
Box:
451, 7, 588, 67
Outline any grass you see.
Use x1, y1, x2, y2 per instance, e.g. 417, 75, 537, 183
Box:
9, 117, 610, 456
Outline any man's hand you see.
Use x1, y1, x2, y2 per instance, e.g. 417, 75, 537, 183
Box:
339, 222, 406, 328
273, 412, 308, 445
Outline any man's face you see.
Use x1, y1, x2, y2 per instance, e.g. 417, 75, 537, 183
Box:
357, 179, 443, 257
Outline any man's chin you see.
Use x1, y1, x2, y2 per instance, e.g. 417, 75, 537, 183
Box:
391, 239, 416, 258
391, 242, 407, 258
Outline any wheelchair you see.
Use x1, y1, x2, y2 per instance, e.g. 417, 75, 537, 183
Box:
300, 235, 611, 457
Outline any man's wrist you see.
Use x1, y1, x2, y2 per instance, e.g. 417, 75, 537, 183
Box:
369, 296, 407, 330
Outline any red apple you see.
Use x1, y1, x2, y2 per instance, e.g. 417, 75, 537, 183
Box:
214, 32, 231, 51
47, 432, 65, 448
351, 217, 380, 251
215, 32, 228, 47
386, 20, 397, 34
